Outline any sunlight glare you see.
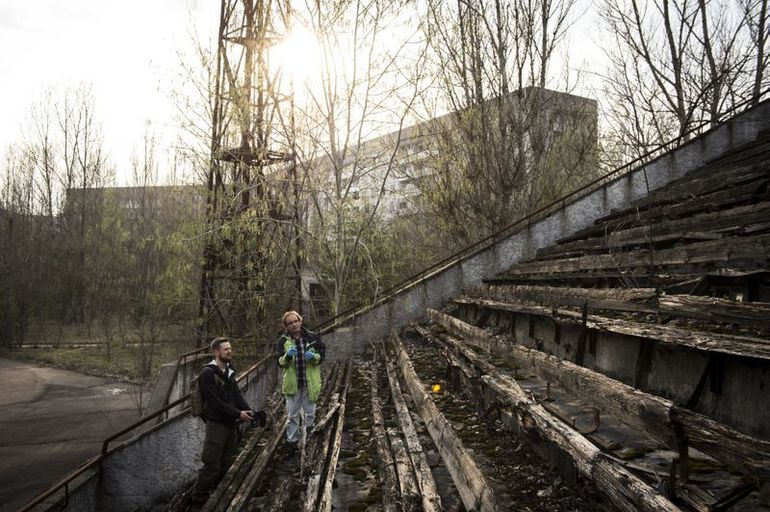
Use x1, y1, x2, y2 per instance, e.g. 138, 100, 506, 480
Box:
272, 23, 323, 88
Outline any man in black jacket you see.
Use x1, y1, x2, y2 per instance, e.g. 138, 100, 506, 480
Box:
192, 337, 253, 508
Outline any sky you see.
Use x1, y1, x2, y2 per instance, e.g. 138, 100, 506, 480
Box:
0, 0, 218, 185
0, 0, 606, 186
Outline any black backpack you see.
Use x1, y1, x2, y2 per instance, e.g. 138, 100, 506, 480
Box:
190, 367, 226, 419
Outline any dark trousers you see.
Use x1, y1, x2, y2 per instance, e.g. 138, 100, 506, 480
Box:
193, 420, 238, 503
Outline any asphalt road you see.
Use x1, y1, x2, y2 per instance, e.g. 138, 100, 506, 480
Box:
0, 358, 140, 511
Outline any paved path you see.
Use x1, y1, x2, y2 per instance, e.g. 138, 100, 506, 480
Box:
0, 358, 140, 511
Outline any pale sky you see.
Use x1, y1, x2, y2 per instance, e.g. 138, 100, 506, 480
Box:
0, 0, 605, 186
0, 0, 217, 185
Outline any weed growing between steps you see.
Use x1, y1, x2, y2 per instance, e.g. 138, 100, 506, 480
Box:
402, 327, 612, 511
333, 359, 380, 510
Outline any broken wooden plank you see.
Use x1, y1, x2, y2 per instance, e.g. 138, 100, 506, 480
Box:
317, 359, 354, 512
383, 342, 442, 512
539, 202, 770, 260
416, 314, 679, 511
501, 232, 770, 278
388, 428, 421, 511
302, 426, 333, 512
370, 353, 400, 512
669, 407, 770, 482
417, 320, 673, 446
392, 335, 498, 511
427, 309, 770, 481
450, 299, 770, 360
302, 362, 347, 512
227, 416, 288, 512
657, 295, 770, 329
483, 372, 681, 512
464, 285, 770, 329
301, 362, 343, 481
469, 284, 657, 310
311, 397, 340, 434
264, 480, 292, 511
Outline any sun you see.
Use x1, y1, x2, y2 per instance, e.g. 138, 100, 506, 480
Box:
270, 23, 323, 89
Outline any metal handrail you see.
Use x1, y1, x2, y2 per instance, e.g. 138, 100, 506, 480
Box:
16, 455, 102, 512
160, 346, 209, 411
316, 88, 770, 334
18, 353, 273, 512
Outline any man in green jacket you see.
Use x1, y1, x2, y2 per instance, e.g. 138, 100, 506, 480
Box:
276, 310, 325, 451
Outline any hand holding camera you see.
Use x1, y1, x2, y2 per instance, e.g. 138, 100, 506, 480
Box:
250, 409, 267, 428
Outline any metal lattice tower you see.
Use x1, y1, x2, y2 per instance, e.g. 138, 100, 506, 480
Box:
197, 0, 298, 343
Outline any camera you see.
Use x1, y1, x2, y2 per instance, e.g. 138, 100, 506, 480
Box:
250, 409, 267, 428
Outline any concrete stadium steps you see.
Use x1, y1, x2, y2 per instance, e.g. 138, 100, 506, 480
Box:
422, 307, 768, 510
494, 231, 770, 285
501, 131, 770, 282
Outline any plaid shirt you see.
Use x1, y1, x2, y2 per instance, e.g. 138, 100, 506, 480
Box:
295, 336, 308, 388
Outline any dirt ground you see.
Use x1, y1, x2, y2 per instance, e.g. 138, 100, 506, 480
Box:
0, 358, 140, 511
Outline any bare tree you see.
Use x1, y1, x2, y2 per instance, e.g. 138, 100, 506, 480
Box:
287, 0, 428, 317
601, 0, 766, 159
0, 147, 37, 345
414, 0, 596, 243
56, 84, 112, 328
21, 89, 59, 222
741, 0, 770, 104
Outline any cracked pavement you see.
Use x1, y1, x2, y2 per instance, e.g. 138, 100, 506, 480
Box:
0, 358, 141, 511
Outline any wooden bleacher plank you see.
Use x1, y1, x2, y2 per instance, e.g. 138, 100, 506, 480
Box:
558, 178, 768, 245
466, 284, 770, 329
499, 232, 770, 278
426, 309, 770, 482
538, 202, 770, 259
452, 298, 770, 360
415, 315, 681, 512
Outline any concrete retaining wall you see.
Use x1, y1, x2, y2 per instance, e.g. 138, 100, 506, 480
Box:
145, 353, 212, 419
323, 99, 770, 360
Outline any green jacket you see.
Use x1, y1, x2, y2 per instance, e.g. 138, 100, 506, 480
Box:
276, 328, 325, 402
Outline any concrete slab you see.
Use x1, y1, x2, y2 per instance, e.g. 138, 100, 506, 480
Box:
0, 358, 140, 511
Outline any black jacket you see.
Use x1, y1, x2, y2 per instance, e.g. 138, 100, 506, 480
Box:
200, 361, 249, 425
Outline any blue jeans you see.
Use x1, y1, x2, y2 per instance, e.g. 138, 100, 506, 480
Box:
285, 387, 316, 443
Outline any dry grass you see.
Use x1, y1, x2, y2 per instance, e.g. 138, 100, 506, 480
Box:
2, 320, 268, 383
0, 339, 196, 382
